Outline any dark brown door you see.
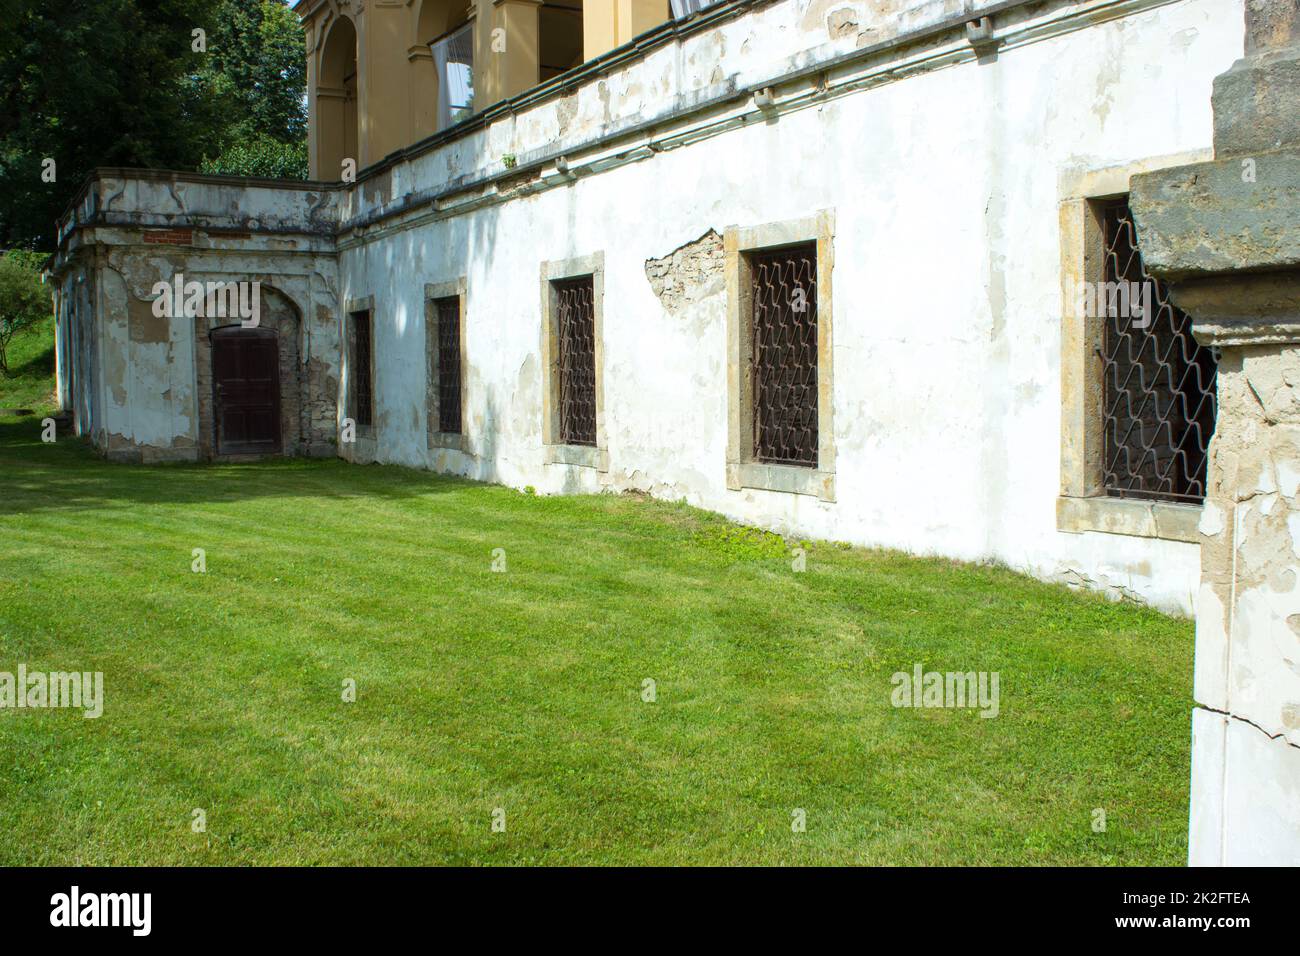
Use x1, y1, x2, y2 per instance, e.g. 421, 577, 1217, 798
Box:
212, 327, 281, 455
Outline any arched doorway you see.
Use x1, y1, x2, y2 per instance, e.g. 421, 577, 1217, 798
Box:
211, 326, 282, 455
316, 15, 358, 180
195, 284, 304, 460
414, 0, 473, 137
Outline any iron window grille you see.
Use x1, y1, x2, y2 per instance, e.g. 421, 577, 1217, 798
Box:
553, 276, 597, 447
750, 243, 818, 467
434, 296, 462, 434
1099, 199, 1217, 503
351, 310, 373, 428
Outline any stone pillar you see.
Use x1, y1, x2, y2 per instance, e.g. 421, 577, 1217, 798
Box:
1131, 0, 1300, 865
360, 1, 412, 167
409, 43, 437, 142
305, 24, 321, 180
617, 0, 669, 45
584, 0, 669, 61
490, 0, 541, 101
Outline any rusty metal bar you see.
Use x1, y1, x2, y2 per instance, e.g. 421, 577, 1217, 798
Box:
435, 296, 462, 434
750, 243, 818, 467
1100, 200, 1217, 503
555, 276, 597, 446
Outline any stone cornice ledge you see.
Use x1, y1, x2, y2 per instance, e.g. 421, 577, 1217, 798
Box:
1130, 146, 1300, 348
1174, 270, 1300, 347
1130, 0, 1300, 348
1131, 156, 1300, 347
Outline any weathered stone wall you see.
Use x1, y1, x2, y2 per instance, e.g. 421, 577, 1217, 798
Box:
49, 173, 341, 463
331, 0, 1243, 614
51, 0, 1247, 614
644, 231, 725, 314
1189, 344, 1300, 863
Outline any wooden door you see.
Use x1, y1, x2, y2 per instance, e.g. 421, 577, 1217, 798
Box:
212, 327, 281, 455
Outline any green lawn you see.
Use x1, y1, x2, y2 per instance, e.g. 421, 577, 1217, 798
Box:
0, 316, 56, 413
0, 408, 1194, 864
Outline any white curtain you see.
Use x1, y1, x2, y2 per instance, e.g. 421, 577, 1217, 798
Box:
669, 0, 722, 18
431, 23, 474, 132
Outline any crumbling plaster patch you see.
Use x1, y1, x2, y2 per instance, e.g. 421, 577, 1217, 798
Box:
644, 229, 725, 315
1196, 345, 1300, 747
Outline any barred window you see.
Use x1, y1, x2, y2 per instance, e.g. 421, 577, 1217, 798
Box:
433, 296, 462, 434
1099, 199, 1217, 503
351, 309, 373, 428
553, 275, 597, 447
750, 243, 818, 467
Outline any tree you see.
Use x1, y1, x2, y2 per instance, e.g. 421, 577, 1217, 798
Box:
201, 0, 307, 146
0, 251, 51, 376
197, 0, 308, 179
0, 0, 308, 249
0, 0, 222, 250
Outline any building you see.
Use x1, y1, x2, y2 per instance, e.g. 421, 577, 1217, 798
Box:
48, 0, 1245, 615
45, 0, 1300, 869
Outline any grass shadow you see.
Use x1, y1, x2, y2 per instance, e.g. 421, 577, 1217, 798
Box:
8, 340, 55, 381
0, 415, 467, 516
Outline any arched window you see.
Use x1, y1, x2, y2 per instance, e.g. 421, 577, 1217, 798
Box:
414, 0, 473, 137
316, 16, 358, 180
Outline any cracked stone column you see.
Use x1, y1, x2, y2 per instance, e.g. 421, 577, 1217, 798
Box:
1131, 0, 1300, 865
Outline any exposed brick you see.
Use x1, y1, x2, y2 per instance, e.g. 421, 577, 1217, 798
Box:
142, 229, 194, 245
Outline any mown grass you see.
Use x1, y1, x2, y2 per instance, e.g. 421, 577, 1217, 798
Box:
0, 316, 56, 414
0, 407, 1194, 865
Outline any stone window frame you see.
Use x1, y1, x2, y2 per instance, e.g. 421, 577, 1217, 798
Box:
425, 278, 469, 453
724, 210, 836, 502
1056, 152, 1212, 544
345, 295, 376, 440
539, 252, 608, 471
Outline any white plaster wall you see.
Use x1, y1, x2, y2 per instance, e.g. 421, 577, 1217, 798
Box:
56, 247, 342, 461
54, 174, 344, 459
1191, 709, 1300, 865
95, 176, 335, 234
336, 0, 1242, 615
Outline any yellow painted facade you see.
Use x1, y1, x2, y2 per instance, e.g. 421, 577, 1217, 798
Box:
296, 0, 671, 180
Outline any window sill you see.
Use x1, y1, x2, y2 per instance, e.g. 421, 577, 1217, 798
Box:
727, 461, 835, 502
545, 443, 607, 471
428, 431, 466, 452
1056, 494, 1201, 544
340, 427, 376, 463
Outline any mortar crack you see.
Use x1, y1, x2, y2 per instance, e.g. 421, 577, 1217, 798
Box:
1195, 703, 1300, 750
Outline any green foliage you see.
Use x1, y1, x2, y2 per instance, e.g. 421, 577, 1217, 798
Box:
200, 136, 308, 180
0, 316, 55, 410
0, 0, 308, 249
198, 0, 307, 148
0, 251, 52, 376
693, 521, 790, 560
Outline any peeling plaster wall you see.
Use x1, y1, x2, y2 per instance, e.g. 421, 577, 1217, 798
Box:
333, 0, 1243, 614
50, 0, 1244, 613
1189, 345, 1300, 864
52, 177, 342, 463
52, 269, 99, 438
